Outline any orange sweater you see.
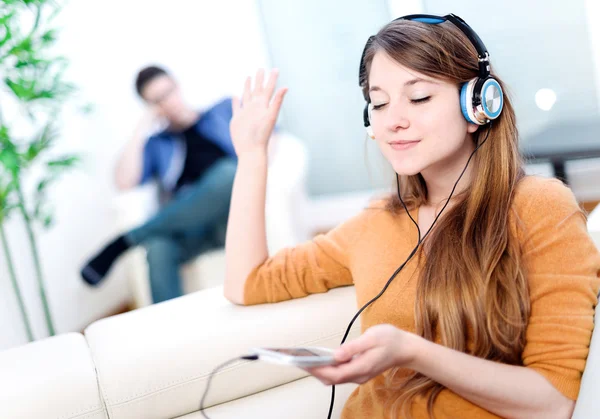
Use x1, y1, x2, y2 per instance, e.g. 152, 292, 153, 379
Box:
244, 176, 600, 418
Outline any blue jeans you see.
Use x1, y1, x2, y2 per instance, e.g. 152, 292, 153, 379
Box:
126, 158, 236, 303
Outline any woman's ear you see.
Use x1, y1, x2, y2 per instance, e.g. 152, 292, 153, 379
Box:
467, 122, 479, 134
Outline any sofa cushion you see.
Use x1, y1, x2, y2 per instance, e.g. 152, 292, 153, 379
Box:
178, 377, 357, 419
0, 333, 107, 419
84, 286, 359, 419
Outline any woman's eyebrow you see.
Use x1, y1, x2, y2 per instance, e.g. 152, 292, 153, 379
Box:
369, 78, 438, 93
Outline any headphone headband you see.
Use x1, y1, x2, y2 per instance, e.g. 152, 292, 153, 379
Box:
359, 13, 490, 88
400, 14, 490, 79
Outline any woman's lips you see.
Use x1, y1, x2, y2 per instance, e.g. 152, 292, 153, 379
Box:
389, 140, 420, 150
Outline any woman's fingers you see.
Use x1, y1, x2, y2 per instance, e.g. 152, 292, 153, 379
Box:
253, 68, 265, 94
335, 334, 377, 363
269, 87, 288, 118
242, 76, 252, 107
241, 69, 282, 106
264, 68, 279, 100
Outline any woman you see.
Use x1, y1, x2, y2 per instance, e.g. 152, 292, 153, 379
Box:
223, 15, 600, 419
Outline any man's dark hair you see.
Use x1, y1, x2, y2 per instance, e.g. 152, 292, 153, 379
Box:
135, 65, 168, 98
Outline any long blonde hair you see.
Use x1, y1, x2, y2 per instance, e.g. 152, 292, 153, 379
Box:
360, 19, 529, 418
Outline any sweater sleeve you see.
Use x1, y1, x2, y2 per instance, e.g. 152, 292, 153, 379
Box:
243, 210, 366, 305
516, 178, 600, 400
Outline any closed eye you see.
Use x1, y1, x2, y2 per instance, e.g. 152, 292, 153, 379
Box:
411, 96, 431, 104
372, 96, 431, 110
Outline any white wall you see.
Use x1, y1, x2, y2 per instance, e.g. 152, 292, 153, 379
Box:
0, 0, 270, 351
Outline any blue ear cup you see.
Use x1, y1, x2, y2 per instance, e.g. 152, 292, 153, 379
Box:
460, 77, 504, 125
460, 80, 478, 124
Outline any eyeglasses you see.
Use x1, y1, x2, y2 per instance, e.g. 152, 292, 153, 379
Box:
145, 84, 177, 106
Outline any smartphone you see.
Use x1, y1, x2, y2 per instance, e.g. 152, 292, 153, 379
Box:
250, 347, 338, 368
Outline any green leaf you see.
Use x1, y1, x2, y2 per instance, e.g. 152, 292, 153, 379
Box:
0, 147, 20, 175
47, 155, 78, 168
5, 76, 34, 101
42, 214, 53, 227
36, 177, 52, 193
0, 125, 10, 142
0, 168, 16, 220
0, 1, 20, 7
5, 69, 76, 103
40, 29, 56, 45
21, 124, 57, 163
0, 10, 16, 23
0, 138, 17, 155
16, 0, 46, 8
36, 89, 54, 99
32, 199, 54, 229
5, 77, 26, 97
32, 194, 43, 216
0, 186, 17, 212
0, 22, 12, 49
0, 180, 13, 203
8, 36, 33, 57
24, 141, 41, 161
14, 56, 47, 68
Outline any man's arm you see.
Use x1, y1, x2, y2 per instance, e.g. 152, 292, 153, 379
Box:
114, 110, 157, 190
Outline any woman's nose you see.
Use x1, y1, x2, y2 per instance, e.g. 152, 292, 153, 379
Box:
384, 102, 410, 131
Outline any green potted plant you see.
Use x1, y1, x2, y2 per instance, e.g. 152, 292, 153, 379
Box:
0, 0, 80, 339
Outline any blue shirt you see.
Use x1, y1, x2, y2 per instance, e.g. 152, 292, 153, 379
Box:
140, 97, 236, 192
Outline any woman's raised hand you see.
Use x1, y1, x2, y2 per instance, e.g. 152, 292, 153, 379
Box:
230, 69, 288, 157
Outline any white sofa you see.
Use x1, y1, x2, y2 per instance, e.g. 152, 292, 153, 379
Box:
1, 209, 599, 419
0, 285, 360, 419
1, 284, 598, 419
114, 132, 312, 308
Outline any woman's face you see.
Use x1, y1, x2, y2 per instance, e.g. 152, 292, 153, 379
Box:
367, 51, 478, 177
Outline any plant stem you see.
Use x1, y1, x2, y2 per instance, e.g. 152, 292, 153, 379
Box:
27, 3, 43, 39
0, 222, 34, 342
14, 180, 55, 336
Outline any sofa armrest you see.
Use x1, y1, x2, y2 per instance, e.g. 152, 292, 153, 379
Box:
265, 132, 311, 249
587, 203, 600, 249
113, 182, 159, 231
0, 333, 107, 419
575, 204, 600, 418
572, 296, 600, 419
84, 286, 359, 419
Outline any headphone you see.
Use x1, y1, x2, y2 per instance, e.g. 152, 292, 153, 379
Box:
359, 13, 504, 139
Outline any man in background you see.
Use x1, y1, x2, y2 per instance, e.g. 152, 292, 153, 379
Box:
81, 65, 237, 303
